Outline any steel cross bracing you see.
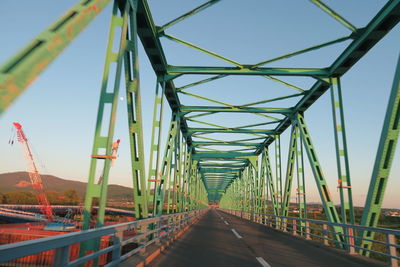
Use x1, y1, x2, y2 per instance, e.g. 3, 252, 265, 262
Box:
0, 0, 399, 261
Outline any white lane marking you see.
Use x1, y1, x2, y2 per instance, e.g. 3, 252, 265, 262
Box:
256, 257, 271, 267
231, 228, 242, 239
224, 220, 229, 225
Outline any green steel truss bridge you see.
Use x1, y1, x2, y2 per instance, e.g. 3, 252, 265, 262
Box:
0, 0, 399, 266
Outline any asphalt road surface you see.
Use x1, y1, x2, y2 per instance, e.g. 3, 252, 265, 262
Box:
148, 209, 384, 267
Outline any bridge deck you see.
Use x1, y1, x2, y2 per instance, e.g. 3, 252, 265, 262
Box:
146, 209, 383, 267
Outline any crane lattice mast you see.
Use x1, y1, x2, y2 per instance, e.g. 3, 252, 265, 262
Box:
13, 122, 53, 221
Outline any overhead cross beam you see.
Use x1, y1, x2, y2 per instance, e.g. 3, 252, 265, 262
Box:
256, 0, 400, 153
167, 66, 330, 78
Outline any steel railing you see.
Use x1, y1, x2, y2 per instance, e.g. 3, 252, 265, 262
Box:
0, 209, 206, 266
220, 209, 400, 267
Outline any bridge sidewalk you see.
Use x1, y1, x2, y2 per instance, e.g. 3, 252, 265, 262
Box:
135, 209, 384, 267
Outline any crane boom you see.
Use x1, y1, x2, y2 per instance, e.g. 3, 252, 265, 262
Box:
13, 122, 53, 221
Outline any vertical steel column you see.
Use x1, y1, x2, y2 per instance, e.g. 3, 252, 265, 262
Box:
260, 152, 267, 214
153, 112, 179, 216
257, 155, 266, 219
124, 0, 148, 219
188, 160, 197, 210
83, 0, 129, 231
248, 157, 258, 220
263, 148, 279, 215
295, 125, 307, 221
282, 125, 297, 217
330, 77, 355, 225
275, 136, 283, 212
360, 54, 400, 255
182, 145, 191, 211
147, 80, 165, 213
178, 137, 187, 212
167, 129, 180, 214
81, 0, 129, 258
297, 113, 344, 244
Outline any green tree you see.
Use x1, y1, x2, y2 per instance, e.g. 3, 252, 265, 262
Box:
46, 191, 63, 205
0, 192, 6, 204
63, 189, 80, 205
5, 191, 36, 204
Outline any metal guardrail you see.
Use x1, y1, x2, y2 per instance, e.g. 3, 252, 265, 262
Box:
221, 209, 400, 267
0, 209, 206, 266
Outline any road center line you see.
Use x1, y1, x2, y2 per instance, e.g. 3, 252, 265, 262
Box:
224, 220, 229, 225
231, 228, 242, 239
256, 257, 271, 267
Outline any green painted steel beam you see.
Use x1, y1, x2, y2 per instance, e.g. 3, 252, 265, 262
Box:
180, 91, 238, 107
359, 53, 400, 254
181, 106, 292, 114
176, 74, 227, 91
252, 35, 352, 67
167, 66, 330, 77
192, 152, 256, 159
199, 158, 248, 163
199, 164, 245, 168
256, 1, 400, 153
201, 169, 240, 173
157, 0, 221, 33
188, 128, 275, 134
82, 0, 129, 231
193, 142, 260, 147
124, 0, 149, 220
281, 125, 297, 217
162, 33, 242, 67
240, 93, 305, 107
330, 77, 355, 225
136, 0, 193, 146
297, 113, 344, 245
81, 0, 131, 257
203, 171, 237, 175
309, 0, 357, 32
203, 176, 237, 179
262, 148, 279, 215
0, 0, 112, 115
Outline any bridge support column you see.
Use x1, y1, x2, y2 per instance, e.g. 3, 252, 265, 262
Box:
297, 113, 344, 246
329, 77, 355, 226
360, 54, 400, 255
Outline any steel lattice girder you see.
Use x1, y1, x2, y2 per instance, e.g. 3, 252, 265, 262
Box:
0, 0, 399, 238
135, 0, 400, 200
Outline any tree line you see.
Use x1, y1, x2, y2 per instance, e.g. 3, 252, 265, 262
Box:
0, 189, 80, 205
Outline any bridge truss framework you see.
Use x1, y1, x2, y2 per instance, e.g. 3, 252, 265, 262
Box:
0, 0, 399, 257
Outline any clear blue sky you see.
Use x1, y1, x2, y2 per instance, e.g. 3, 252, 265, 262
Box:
0, 0, 399, 207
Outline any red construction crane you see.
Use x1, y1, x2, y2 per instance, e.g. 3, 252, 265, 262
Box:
12, 122, 53, 221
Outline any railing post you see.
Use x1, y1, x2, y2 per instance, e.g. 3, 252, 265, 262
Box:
387, 233, 399, 267
283, 218, 288, 232
323, 224, 329, 246
154, 219, 161, 245
52, 245, 70, 267
306, 221, 311, 240
111, 230, 123, 263
348, 228, 356, 255
293, 220, 297, 235
139, 224, 148, 255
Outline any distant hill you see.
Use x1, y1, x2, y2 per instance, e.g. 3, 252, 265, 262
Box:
0, 172, 133, 201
